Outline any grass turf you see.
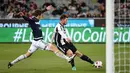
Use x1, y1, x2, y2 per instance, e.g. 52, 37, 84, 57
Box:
0, 43, 105, 73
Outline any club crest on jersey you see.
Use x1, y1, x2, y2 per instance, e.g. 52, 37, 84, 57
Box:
35, 22, 40, 24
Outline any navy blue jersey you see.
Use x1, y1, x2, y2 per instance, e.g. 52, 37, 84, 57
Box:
23, 16, 43, 40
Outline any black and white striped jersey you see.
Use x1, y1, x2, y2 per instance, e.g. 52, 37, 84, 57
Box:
54, 23, 68, 46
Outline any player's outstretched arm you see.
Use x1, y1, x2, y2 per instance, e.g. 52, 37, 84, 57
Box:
19, 12, 31, 21
42, 5, 53, 13
19, 11, 39, 22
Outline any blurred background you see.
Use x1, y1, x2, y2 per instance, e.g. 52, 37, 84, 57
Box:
0, 0, 130, 73
0, 0, 106, 19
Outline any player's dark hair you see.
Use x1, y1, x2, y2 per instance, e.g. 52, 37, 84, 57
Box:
60, 14, 68, 20
32, 10, 42, 17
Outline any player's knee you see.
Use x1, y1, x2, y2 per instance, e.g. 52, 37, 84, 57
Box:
25, 52, 32, 58
67, 50, 73, 57
26, 54, 32, 58
48, 43, 57, 52
67, 53, 73, 57
70, 53, 73, 57
48, 43, 53, 48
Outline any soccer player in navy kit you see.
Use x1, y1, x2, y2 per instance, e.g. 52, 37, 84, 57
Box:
52, 14, 96, 70
8, 6, 74, 69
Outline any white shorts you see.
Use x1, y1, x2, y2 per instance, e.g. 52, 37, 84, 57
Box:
28, 40, 51, 54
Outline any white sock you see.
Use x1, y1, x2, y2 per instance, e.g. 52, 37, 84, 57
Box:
54, 51, 69, 60
11, 54, 27, 65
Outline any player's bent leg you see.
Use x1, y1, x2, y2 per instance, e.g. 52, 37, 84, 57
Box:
8, 52, 32, 69
47, 43, 74, 62
75, 50, 94, 64
8, 43, 37, 69
8, 53, 29, 69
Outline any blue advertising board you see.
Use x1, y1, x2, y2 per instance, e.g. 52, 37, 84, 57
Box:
40, 19, 94, 27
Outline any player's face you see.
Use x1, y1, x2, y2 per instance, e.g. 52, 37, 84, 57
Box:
37, 14, 43, 20
63, 18, 68, 25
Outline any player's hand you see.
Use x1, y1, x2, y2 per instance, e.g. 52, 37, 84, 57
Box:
46, 5, 52, 11
19, 12, 24, 16
66, 38, 72, 43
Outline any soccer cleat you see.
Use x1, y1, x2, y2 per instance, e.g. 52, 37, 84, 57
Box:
8, 62, 13, 69
72, 66, 76, 71
92, 64, 95, 67
67, 54, 76, 63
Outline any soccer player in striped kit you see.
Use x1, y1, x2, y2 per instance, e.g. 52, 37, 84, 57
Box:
52, 14, 95, 70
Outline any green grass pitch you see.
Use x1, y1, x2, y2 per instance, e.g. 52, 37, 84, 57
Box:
0, 43, 105, 73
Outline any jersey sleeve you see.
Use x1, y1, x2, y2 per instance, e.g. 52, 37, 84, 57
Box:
22, 16, 30, 21
22, 16, 39, 22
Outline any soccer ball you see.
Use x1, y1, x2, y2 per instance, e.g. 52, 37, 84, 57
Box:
94, 61, 102, 68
